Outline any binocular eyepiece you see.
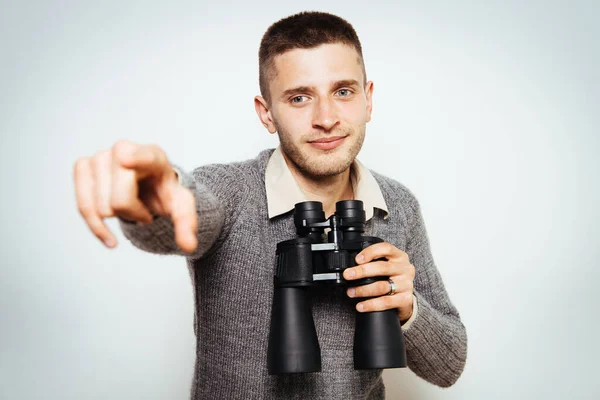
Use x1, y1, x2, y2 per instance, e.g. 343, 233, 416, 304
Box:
267, 200, 407, 375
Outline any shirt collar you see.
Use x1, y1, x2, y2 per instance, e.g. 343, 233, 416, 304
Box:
265, 146, 389, 221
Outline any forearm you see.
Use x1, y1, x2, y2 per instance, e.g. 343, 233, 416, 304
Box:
403, 291, 467, 387
119, 166, 224, 258
402, 195, 468, 387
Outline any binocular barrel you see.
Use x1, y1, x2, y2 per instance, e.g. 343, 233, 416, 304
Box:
267, 200, 407, 375
354, 308, 407, 369
267, 286, 322, 374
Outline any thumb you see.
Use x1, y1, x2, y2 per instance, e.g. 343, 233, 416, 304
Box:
166, 184, 198, 253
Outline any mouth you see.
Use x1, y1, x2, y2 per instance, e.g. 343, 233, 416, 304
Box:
308, 136, 347, 151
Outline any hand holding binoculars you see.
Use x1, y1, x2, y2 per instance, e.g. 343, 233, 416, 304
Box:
267, 200, 408, 375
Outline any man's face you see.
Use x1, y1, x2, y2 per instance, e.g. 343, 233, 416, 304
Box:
258, 43, 373, 179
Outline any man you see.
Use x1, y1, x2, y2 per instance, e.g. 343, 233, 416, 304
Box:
74, 11, 467, 399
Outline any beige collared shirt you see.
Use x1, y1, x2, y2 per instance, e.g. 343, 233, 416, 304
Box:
265, 146, 389, 220
263, 146, 417, 330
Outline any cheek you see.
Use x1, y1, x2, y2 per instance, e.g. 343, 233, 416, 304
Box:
343, 101, 368, 124
274, 107, 313, 135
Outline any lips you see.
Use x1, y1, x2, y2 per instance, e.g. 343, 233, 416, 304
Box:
308, 136, 346, 150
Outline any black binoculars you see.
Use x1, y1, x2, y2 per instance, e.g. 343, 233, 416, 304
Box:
267, 200, 407, 375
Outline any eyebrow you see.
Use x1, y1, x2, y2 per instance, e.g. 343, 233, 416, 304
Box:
332, 79, 361, 90
281, 86, 313, 99
280, 79, 362, 100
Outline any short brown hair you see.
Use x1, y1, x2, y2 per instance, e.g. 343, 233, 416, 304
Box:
258, 11, 366, 103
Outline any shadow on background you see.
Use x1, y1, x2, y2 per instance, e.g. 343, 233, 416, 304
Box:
384, 368, 441, 399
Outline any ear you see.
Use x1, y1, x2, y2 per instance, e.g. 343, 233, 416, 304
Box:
365, 80, 374, 123
254, 96, 277, 134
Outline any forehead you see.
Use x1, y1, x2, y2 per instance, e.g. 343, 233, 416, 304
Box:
270, 43, 364, 91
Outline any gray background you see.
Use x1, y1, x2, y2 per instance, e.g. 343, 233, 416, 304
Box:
1, 0, 598, 399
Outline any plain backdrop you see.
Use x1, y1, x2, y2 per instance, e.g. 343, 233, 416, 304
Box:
1, 0, 598, 399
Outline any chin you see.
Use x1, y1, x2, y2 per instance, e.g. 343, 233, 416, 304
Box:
302, 150, 354, 177
279, 131, 365, 178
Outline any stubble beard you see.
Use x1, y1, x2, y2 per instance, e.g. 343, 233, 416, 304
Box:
275, 123, 366, 180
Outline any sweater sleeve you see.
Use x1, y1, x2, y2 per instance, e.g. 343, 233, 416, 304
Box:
118, 166, 225, 259
402, 196, 468, 388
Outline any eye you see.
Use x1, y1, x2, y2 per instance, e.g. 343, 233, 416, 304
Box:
291, 96, 308, 104
336, 89, 352, 97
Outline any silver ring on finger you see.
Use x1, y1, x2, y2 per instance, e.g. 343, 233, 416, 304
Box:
386, 278, 396, 296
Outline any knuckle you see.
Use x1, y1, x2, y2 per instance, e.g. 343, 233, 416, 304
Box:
356, 265, 365, 278
378, 297, 390, 310
146, 144, 159, 163
78, 204, 94, 218
73, 157, 90, 179
379, 280, 390, 295
372, 297, 384, 310
149, 144, 167, 165
383, 261, 395, 276
110, 195, 131, 212
353, 286, 364, 297
113, 139, 131, 152
367, 284, 378, 297
408, 264, 416, 278
366, 283, 378, 297
381, 296, 394, 309
86, 217, 102, 231
96, 149, 111, 161
112, 140, 134, 159
97, 204, 113, 218
148, 143, 163, 156
374, 261, 387, 277
74, 157, 88, 172
91, 150, 110, 169
362, 246, 374, 260
358, 284, 369, 297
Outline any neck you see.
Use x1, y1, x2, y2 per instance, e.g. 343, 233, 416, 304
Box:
282, 153, 354, 218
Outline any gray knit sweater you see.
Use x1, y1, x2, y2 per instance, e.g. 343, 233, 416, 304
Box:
120, 149, 467, 399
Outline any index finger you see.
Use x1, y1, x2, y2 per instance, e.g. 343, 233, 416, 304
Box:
117, 143, 170, 180
356, 242, 406, 264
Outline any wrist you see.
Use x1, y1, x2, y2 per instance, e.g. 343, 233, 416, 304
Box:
400, 294, 418, 331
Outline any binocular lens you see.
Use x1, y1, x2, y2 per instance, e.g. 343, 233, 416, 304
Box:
294, 201, 325, 221
294, 201, 326, 236
335, 200, 366, 223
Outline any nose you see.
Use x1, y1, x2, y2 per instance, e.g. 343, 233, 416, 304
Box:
311, 97, 340, 132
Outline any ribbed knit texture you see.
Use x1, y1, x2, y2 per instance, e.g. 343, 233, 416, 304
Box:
120, 149, 467, 399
